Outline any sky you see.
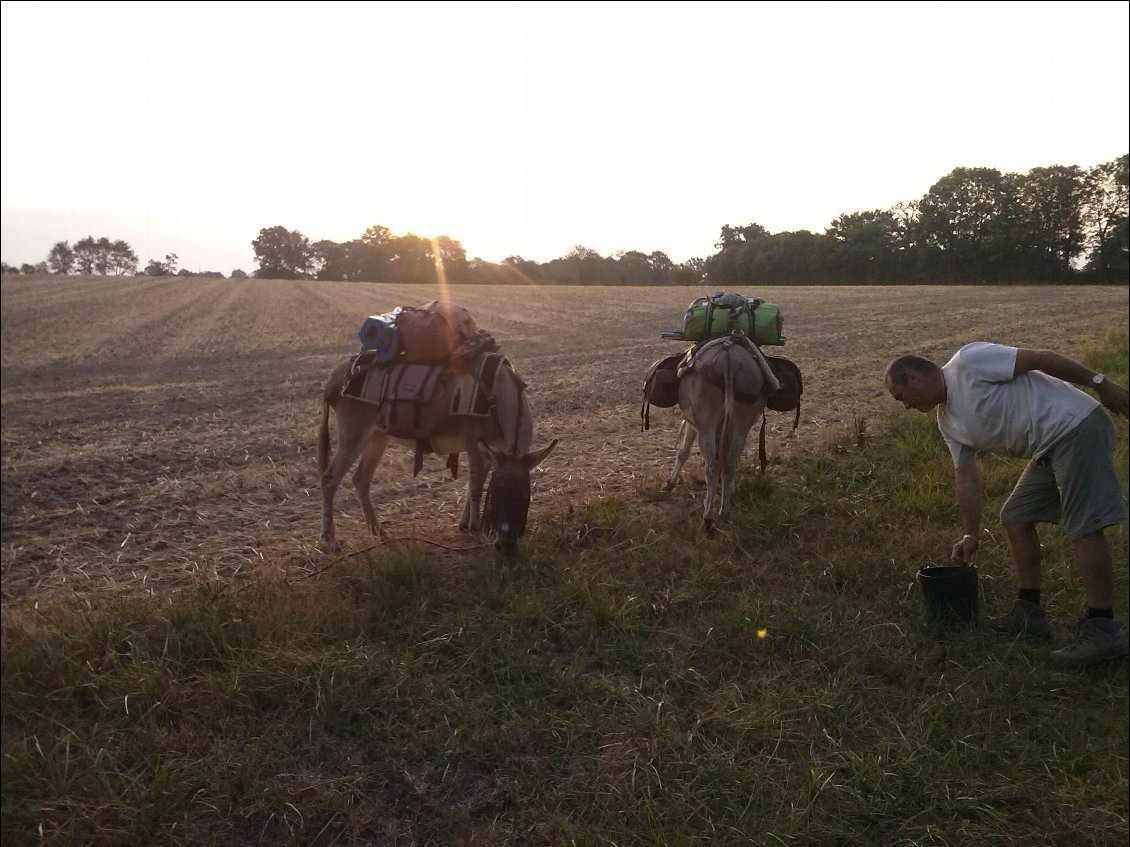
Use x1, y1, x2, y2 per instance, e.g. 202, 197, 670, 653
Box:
2, 0, 1128, 274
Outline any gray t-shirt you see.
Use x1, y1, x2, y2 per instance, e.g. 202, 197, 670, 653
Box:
936, 342, 1099, 467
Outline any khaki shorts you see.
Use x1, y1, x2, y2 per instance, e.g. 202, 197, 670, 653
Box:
1000, 407, 1128, 540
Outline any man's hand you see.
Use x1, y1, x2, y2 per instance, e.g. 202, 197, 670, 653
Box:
1097, 379, 1130, 419
951, 534, 977, 564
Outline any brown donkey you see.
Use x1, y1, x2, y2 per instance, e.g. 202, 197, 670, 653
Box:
317, 356, 556, 553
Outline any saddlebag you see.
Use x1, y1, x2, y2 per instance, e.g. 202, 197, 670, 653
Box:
376, 363, 448, 441
640, 353, 684, 430
447, 352, 507, 418
764, 354, 803, 426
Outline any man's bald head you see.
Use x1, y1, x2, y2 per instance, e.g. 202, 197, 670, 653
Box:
886, 354, 940, 386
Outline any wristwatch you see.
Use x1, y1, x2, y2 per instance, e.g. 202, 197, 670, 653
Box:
1091, 373, 1105, 387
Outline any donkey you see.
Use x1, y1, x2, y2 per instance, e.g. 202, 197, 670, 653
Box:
663, 334, 779, 530
317, 356, 557, 553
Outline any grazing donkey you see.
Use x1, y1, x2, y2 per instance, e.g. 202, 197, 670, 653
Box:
317, 355, 557, 553
664, 334, 779, 530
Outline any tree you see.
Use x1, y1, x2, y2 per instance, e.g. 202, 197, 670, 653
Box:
716, 223, 770, 250
647, 251, 675, 284
433, 236, 470, 285
94, 237, 113, 274
561, 245, 611, 284
311, 239, 360, 281
916, 167, 1022, 281
1081, 154, 1129, 281
252, 226, 312, 279
230, 268, 249, 279
72, 236, 98, 274
501, 255, 541, 282
1016, 165, 1086, 279
613, 250, 652, 285
745, 230, 831, 284
386, 233, 434, 285
108, 240, 138, 275
355, 225, 394, 281
705, 224, 772, 286
359, 225, 393, 247
46, 241, 74, 274
46, 236, 136, 276
144, 253, 178, 276
826, 209, 902, 282
671, 257, 706, 285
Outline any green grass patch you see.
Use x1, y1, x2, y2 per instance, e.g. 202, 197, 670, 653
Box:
4, 335, 1128, 845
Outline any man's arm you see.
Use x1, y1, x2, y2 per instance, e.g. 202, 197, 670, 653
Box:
1014, 348, 1130, 417
951, 458, 981, 564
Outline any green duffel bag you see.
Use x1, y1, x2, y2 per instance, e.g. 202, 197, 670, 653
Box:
681, 292, 785, 345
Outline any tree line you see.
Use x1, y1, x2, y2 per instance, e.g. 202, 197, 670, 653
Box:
704, 156, 1128, 286
0, 240, 242, 278
5, 155, 1126, 285
250, 155, 1128, 286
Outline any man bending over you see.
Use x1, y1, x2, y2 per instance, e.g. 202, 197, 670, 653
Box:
885, 342, 1129, 668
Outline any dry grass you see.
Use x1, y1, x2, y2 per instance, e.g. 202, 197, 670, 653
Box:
2, 277, 1128, 605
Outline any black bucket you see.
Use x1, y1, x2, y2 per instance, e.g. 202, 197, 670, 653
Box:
917, 564, 979, 625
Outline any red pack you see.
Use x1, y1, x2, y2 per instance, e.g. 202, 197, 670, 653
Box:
397, 301, 477, 365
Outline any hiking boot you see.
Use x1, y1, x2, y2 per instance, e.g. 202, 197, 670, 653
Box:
1049, 617, 1130, 669
985, 599, 1052, 641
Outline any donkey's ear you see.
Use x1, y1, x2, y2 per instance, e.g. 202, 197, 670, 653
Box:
521, 439, 558, 470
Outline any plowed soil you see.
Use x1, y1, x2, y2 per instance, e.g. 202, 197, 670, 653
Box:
2, 277, 1126, 605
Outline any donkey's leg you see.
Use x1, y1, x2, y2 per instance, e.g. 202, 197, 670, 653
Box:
353, 431, 390, 538
460, 444, 489, 531
725, 401, 766, 517
698, 423, 721, 532
718, 407, 754, 519
320, 408, 375, 552
664, 420, 697, 491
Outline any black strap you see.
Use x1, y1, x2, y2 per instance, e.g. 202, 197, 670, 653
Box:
412, 370, 427, 432
759, 415, 767, 473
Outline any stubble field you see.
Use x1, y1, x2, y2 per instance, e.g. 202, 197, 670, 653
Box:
2, 277, 1127, 606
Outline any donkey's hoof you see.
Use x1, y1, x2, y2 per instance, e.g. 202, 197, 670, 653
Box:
702, 518, 716, 535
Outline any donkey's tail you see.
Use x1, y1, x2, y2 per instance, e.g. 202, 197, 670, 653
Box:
318, 359, 353, 476
317, 394, 332, 477
318, 362, 349, 477
720, 349, 736, 480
